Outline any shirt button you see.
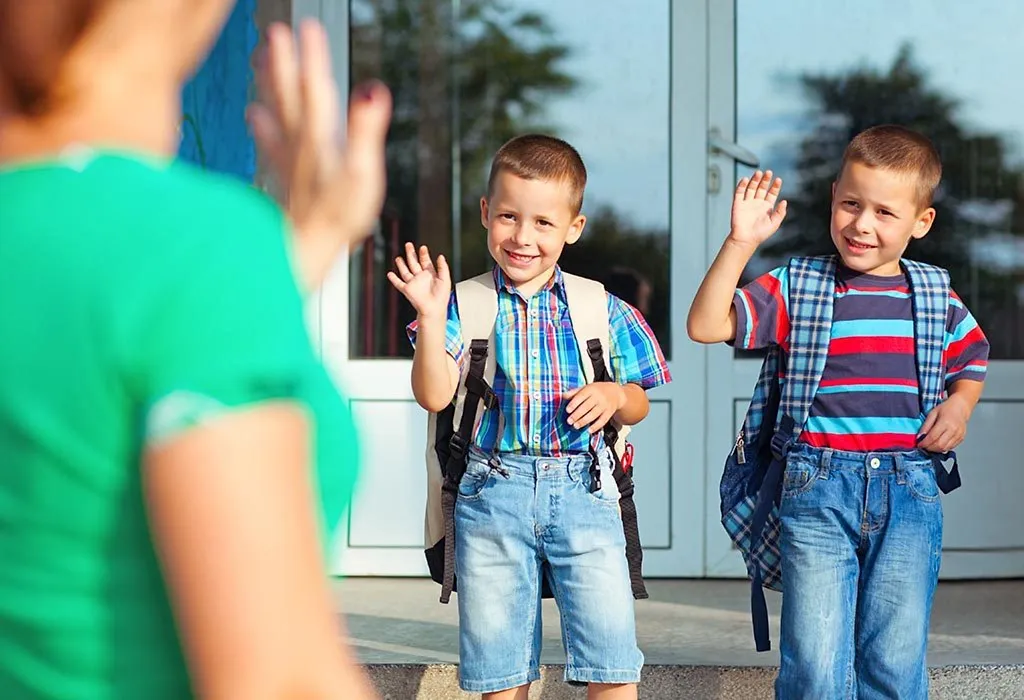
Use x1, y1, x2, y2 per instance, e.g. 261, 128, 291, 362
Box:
531, 349, 539, 358
542, 463, 550, 471
533, 435, 540, 443
533, 392, 541, 400
869, 457, 881, 469
531, 309, 538, 317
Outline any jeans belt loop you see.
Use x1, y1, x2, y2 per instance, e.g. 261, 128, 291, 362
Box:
820, 448, 832, 473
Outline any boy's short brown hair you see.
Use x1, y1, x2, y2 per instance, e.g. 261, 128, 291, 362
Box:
841, 125, 943, 208
487, 134, 588, 215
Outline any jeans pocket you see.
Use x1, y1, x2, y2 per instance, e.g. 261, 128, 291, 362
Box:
781, 459, 820, 499
582, 461, 621, 507
905, 467, 941, 504
457, 459, 493, 500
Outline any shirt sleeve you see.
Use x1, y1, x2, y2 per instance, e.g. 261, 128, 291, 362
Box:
732, 266, 791, 351
943, 290, 990, 387
133, 189, 318, 444
406, 291, 465, 369
606, 293, 672, 388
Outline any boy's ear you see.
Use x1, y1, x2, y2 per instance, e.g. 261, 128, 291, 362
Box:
480, 196, 490, 229
831, 180, 837, 202
911, 206, 936, 240
566, 214, 586, 245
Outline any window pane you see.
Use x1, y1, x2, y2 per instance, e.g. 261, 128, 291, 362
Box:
736, 0, 1024, 359
349, 0, 671, 359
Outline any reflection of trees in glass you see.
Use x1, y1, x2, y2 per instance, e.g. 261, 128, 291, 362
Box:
350, 0, 670, 357
560, 207, 670, 356
762, 45, 1023, 358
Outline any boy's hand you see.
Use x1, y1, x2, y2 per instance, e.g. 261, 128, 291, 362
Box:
728, 170, 788, 248
564, 383, 626, 434
387, 243, 451, 319
917, 394, 971, 453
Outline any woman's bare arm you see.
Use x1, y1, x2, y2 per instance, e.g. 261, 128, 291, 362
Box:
145, 403, 378, 700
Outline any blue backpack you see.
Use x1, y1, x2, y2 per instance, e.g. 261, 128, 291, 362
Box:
720, 255, 962, 652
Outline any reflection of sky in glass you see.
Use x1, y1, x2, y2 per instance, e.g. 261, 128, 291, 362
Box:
517, 0, 1022, 230
738, 0, 1024, 187
510, 0, 670, 230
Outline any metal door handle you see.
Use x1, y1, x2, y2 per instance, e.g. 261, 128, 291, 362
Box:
708, 128, 760, 168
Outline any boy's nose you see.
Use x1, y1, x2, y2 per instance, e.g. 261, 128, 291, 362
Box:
854, 212, 874, 236
512, 225, 535, 246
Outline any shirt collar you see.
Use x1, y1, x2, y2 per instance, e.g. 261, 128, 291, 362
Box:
492, 264, 566, 299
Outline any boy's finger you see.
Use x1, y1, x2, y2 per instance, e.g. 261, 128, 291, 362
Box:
406, 245, 423, 274
924, 425, 951, 452
394, 256, 412, 280
566, 390, 593, 414
385, 271, 405, 291
765, 178, 783, 205
589, 409, 615, 434
419, 245, 434, 271
436, 254, 451, 284
571, 405, 602, 430
735, 177, 750, 195
770, 200, 788, 225
744, 171, 763, 199
755, 170, 773, 197
918, 408, 939, 437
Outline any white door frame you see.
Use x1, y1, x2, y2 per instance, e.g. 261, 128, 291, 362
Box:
307, 0, 714, 578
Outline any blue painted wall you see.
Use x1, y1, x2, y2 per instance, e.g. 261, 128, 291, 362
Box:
178, 0, 258, 182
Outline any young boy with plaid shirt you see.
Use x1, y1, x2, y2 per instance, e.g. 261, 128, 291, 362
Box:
388, 135, 670, 700
688, 125, 989, 699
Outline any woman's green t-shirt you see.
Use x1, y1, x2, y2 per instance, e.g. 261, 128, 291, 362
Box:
0, 151, 359, 699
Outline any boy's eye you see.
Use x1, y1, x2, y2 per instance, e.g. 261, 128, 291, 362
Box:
500, 213, 516, 221
843, 200, 859, 208
537, 220, 552, 227
878, 209, 894, 217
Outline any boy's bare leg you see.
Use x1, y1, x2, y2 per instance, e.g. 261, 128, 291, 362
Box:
484, 684, 530, 700
589, 682, 638, 699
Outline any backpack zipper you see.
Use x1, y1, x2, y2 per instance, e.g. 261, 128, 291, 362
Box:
734, 431, 747, 464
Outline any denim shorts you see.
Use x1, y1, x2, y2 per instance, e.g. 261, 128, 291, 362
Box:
776, 444, 943, 700
453, 446, 643, 693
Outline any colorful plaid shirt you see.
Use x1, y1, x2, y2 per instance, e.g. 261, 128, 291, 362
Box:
407, 265, 671, 455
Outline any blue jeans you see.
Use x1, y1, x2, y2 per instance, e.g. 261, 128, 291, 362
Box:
776, 444, 943, 700
453, 447, 643, 693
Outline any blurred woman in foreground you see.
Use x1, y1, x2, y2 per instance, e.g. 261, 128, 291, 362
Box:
0, 1, 390, 697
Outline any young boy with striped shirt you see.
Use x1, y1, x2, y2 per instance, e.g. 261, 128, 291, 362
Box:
687, 125, 988, 699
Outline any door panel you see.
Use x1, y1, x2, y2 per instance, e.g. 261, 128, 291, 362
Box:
318, 0, 711, 578
706, 0, 1024, 578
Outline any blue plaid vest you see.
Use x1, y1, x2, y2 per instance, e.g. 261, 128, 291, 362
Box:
720, 255, 959, 651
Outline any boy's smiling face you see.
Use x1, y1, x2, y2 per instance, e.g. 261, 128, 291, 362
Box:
830, 161, 936, 276
481, 170, 586, 297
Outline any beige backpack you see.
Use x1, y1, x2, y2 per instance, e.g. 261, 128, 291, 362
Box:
423, 271, 646, 603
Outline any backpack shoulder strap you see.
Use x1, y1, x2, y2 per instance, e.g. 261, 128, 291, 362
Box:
902, 259, 951, 415
778, 255, 837, 442
451, 272, 499, 428
561, 272, 632, 441
561, 272, 609, 384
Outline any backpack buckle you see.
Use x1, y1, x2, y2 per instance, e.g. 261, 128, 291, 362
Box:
770, 415, 798, 461
448, 433, 469, 462
481, 386, 498, 410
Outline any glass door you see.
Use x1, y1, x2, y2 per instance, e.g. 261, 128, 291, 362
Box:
705, 0, 1024, 579
317, 0, 711, 578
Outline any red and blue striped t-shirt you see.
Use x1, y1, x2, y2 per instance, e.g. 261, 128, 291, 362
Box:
733, 264, 990, 452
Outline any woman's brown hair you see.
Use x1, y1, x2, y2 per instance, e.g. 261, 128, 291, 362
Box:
0, 0, 106, 115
